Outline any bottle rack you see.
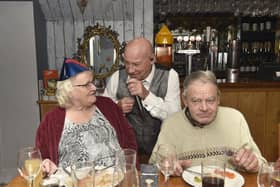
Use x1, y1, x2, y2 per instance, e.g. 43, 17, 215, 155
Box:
240, 16, 276, 77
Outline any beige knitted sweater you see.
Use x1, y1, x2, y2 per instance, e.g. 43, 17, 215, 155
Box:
149, 106, 266, 170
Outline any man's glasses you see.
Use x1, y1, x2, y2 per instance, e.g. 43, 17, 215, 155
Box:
73, 80, 94, 89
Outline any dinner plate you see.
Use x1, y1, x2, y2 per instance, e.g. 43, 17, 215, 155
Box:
95, 167, 124, 187
51, 166, 124, 187
182, 166, 244, 187
51, 168, 73, 187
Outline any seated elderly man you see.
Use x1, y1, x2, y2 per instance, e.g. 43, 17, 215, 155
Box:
149, 70, 266, 175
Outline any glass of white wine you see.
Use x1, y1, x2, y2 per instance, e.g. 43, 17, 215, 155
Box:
156, 144, 177, 187
17, 146, 42, 187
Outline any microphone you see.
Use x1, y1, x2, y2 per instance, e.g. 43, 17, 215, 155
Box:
135, 95, 144, 113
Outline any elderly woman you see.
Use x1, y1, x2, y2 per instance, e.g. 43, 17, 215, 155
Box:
36, 58, 137, 175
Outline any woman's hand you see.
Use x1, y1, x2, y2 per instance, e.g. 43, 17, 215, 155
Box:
41, 159, 58, 177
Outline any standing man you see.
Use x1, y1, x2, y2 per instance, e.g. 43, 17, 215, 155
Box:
103, 37, 181, 156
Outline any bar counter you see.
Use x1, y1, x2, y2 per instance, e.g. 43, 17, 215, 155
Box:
218, 80, 280, 89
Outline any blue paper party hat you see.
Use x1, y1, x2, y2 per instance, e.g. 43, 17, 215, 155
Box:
59, 58, 89, 80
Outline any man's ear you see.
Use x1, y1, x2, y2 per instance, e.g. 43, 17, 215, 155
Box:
150, 55, 155, 64
181, 94, 188, 108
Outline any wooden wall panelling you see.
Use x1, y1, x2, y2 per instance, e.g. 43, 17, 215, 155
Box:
143, 0, 153, 43
265, 91, 280, 161
39, 0, 153, 69
59, 0, 73, 21
46, 22, 56, 69
48, 1, 62, 19
134, 0, 144, 37
83, 0, 94, 21
220, 90, 239, 108
38, 101, 58, 120
54, 21, 65, 69
111, 0, 124, 42
123, 0, 134, 41
69, 0, 83, 21
220, 88, 267, 160
39, 0, 55, 20
64, 21, 75, 58
237, 91, 266, 160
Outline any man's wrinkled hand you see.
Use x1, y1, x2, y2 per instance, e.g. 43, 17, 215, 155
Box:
117, 97, 135, 113
231, 148, 259, 172
127, 78, 149, 99
173, 160, 192, 176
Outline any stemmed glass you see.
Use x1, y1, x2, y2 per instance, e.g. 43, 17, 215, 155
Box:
156, 144, 177, 187
17, 146, 42, 187
257, 162, 280, 187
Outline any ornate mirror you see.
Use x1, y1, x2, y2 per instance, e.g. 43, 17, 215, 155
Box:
78, 24, 121, 80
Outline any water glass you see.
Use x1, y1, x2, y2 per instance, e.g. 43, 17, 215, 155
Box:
201, 159, 225, 187
258, 162, 280, 187
118, 163, 137, 187
122, 148, 137, 166
156, 144, 177, 187
71, 160, 95, 187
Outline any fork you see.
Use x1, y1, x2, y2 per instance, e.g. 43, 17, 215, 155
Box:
225, 143, 249, 157
184, 168, 201, 175
62, 167, 72, 177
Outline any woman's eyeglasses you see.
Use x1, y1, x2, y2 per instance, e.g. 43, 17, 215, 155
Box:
73, 80, 94, 89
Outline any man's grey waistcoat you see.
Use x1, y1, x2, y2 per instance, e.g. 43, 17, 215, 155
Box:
116, 65, 169, 154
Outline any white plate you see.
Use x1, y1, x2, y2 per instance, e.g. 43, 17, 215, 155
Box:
51, 168, 73, 187
182, 166, 244, 187
51, 166, 124, 187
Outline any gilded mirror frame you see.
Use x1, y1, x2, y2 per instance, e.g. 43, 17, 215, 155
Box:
79, 24, 121, 79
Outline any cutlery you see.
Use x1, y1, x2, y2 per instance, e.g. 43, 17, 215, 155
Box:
184, 168, 201, 175
225, 143, 249, 157
62, 167, 72, 177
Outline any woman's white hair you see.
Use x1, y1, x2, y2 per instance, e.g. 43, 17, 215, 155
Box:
55, 79, 73, 108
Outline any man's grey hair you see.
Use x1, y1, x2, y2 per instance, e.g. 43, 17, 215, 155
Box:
55, 78, 73, 108
182, 70, 220, 97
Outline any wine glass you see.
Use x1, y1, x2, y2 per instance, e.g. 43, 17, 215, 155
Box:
17, 146, 42, 187
156, 144, 177, 187
257, 162, 279, 187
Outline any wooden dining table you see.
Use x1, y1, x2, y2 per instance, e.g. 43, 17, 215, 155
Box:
6, 171, 257, 187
